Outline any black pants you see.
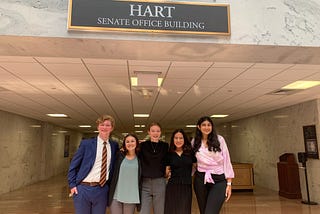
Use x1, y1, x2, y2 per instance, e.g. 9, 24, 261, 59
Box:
193, 171, 227, 214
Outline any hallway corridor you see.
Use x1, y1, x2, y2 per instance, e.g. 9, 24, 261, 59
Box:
0, 174, 319, 214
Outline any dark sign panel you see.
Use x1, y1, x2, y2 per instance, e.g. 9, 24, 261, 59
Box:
303, 125, 319, 159
68, 0, 230, 35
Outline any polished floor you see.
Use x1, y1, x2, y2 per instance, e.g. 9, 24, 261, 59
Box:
0, 174, 319, 214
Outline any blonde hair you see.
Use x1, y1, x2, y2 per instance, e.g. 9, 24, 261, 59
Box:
96, 115, 115, 128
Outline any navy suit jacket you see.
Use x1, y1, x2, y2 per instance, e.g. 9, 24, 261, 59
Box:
68, 137, 119, 188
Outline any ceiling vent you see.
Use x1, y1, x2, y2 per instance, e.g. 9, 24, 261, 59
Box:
136, 88, 154, 99
133, 71, 161, 88
268, 89, 302, 95
131, 71, 162, 99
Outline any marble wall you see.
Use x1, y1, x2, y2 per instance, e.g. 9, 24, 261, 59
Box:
220, 99, 320, 202
0, 110, 82, 194
0, 0, 319, 46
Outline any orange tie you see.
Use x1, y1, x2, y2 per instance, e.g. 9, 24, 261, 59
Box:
99, 142, 107, 187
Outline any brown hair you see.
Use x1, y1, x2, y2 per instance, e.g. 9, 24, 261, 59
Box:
122, 133, 140, 155
147, 122, 162, 131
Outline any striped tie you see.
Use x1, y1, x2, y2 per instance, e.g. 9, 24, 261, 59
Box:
99, 141, 107, 187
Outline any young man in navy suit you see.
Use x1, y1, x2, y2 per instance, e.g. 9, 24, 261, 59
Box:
68, 115, 119, 214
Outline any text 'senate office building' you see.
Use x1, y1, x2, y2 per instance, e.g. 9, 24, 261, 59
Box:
0, 0, 320, 207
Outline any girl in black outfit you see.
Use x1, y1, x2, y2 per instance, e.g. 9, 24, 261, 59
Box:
139, 122, 169, 214
164, 129, 196, 214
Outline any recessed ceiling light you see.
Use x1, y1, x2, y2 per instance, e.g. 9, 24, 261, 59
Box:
131, 77, 162, 87
211, 114, 229, 118
134, 114, 149, 118
186, 125, 196, 128
79, 125, 91, 128
282, 81, 320, 90
135, 124, 146, 128
30, 125, 41, 128
273, 115, 288, 119
46, 113, 68, 118
131, 77, 138, 86
135, 130, 143, 133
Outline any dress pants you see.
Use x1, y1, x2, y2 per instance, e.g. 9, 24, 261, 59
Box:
193, 171, 227, 214
110, 199, 136, 214
140, 177, 166, 214
73, 184, 109, 214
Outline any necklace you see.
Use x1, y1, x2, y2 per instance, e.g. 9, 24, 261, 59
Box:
150, 142, 158, 153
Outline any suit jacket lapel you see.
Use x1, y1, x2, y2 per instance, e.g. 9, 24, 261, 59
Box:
90, 137, 98, 167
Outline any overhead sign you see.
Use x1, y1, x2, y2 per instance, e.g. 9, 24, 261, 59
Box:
68, 0, 230, 35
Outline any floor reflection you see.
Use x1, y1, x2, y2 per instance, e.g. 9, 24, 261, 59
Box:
0, 174, 319, 214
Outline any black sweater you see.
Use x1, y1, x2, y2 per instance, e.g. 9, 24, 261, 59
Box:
139, 140, 169, 178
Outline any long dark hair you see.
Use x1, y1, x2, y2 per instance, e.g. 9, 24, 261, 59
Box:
193, 116, 221, 152
122, 133, 140, 155
169, 129, 192, 155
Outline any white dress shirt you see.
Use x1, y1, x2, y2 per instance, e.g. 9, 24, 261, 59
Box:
83, 136, 112, 182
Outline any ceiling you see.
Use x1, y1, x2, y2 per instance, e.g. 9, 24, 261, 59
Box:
0, 35, 320, 138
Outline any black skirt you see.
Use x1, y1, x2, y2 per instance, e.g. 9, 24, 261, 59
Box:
164, 183, 192, 214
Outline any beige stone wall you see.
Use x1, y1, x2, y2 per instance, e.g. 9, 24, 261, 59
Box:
220, 99, 320, 202
0, 110, 82, 194
1, 0, 320, 46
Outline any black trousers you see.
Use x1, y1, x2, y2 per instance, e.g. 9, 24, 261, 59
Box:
193, 171, 227, 214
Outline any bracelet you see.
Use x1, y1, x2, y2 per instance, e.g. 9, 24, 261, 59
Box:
227, 182, 232, 186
